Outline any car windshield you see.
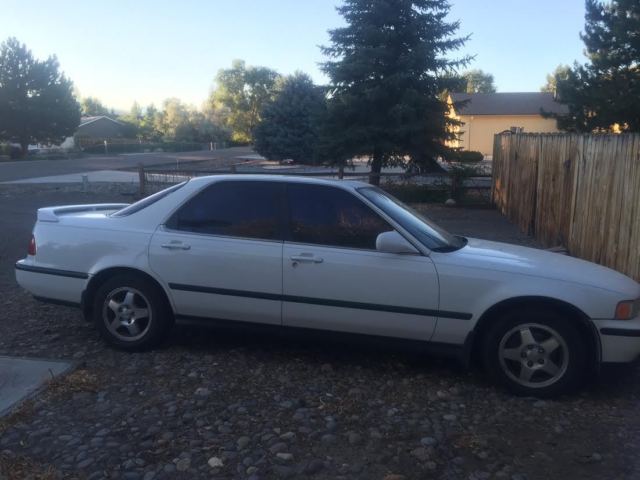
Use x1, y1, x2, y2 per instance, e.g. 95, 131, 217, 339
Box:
111, 181, 187, 217
357, 186, 466, 251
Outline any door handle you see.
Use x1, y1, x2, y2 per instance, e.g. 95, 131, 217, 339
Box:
161, 242, 191, 251
290, 254, 323, 264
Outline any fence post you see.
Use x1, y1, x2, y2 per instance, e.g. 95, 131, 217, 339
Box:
138, 163, 146, 196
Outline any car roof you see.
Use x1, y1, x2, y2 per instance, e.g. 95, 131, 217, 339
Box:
187, 174, 371, 190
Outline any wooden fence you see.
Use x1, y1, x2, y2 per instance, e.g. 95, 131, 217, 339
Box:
492, 132, 640, 280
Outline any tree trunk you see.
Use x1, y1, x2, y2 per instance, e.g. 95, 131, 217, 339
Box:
20, 141, 29, 159
410, 150, 446, 173
369, 147, 383, 186
419, 157, 447, 173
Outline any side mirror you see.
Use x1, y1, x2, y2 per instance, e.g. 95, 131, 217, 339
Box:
376, 231, 419, 255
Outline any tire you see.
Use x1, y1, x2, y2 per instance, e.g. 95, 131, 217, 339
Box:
93, 273, 173, 350
482, 307, 589, 397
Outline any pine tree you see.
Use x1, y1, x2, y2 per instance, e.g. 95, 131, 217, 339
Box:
554, 0, 640, 131
320, 0, 469, 184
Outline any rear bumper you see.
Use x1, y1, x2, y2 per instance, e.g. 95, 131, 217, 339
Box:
594, 318, 640, 363
15, 260, 88, 305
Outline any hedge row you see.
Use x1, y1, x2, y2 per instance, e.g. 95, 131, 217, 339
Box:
82, 142, 205, 154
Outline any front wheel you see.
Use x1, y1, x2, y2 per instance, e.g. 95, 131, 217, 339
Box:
482, 308, 589, 397
93, 273, 173, 350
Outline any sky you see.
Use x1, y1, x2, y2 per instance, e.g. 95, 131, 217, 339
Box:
1, 0, 587, 111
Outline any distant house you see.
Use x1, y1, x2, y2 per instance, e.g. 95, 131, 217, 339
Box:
29, 116, 128, 151
71, 116, 127, 148
447, 92, 568, 157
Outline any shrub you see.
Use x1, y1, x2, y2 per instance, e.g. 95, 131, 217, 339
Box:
0, 143, 22, 159
381, 183, 449, 203
82, 142, 204, 154
456, 150, 484, 163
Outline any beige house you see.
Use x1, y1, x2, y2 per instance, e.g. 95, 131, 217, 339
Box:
447, 92, 568, 156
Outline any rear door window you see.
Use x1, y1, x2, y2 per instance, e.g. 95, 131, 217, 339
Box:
168, 181, 283, 241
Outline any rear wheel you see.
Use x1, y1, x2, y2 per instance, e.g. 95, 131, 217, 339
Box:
482, 308, 588, 397
93, 273, 173, 350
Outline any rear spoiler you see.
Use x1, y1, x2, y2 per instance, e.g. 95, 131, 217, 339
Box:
37, 204, 130, 223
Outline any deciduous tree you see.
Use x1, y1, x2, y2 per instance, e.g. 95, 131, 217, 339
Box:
153, 99, 230, 143
81, 97, 110, 116
140, 105, 162, 141
156, 98, 195, 141
118, 102, 143, 138
0, 37, 80, 156
540, 65, 571, 94
208, 60, 280, 143
189, 109, 231, 144
462, 69, 496, 94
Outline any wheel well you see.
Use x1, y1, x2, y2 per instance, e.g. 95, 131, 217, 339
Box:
468, 296, 601, 372
82, 267, 173, 321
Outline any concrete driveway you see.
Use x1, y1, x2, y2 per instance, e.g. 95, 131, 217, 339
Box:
0, 356, 73, 416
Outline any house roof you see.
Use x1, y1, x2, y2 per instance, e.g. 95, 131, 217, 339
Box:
450, 92, 568, 116
79, 116, 123, 127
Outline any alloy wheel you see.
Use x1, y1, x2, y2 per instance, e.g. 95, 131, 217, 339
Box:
102, 287, 152, 342
498, 322, 569, 388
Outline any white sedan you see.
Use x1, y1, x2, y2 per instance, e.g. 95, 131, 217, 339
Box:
15, 175, 640, 397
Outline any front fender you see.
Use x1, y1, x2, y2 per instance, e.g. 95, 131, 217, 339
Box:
432, 263, 623, 345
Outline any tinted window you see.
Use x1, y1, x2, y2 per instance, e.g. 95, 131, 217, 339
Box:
170, 181, 281, 240
358, 186, 464, 251
287, 184, 391, 249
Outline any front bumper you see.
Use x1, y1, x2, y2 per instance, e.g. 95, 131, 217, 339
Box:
593, 317, 640, 363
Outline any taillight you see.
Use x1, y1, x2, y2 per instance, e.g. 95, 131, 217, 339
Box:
28, 235, 36, 256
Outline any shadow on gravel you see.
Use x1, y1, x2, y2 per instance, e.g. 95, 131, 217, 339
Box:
584, 362, 640, 397
160, 322, 640, 400
168, 321, 470, 377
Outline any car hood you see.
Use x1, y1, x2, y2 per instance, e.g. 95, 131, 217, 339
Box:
447, 237, 640, 297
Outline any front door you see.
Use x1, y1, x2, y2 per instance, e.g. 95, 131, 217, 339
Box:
149, 180, 284, 325
281, 183, 440, 341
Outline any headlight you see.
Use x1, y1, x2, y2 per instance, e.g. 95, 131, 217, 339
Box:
615, 299, 640, 320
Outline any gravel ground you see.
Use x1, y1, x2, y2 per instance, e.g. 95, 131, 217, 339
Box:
1, 184, 640, 480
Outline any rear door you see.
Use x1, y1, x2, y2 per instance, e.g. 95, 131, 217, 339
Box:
149, 180, 284, 325
281, 183, 440, 341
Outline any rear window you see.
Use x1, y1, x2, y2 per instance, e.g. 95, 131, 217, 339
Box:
111, 182, 187, 217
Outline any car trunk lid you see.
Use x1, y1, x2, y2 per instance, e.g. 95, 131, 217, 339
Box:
37, 204, 130, 223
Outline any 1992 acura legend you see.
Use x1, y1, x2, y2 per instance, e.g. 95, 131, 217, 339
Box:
15, 176, 640, 396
